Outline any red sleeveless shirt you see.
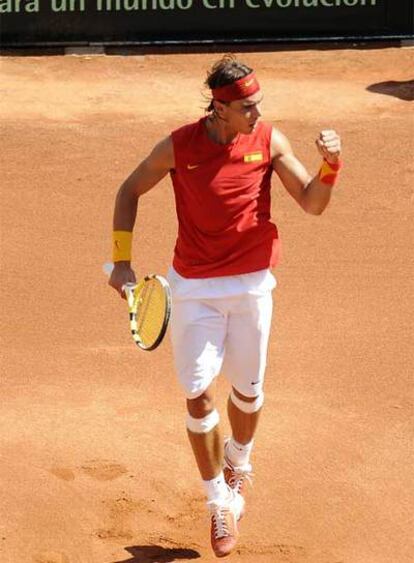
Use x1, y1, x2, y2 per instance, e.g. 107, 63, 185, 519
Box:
170, 117, 280, 278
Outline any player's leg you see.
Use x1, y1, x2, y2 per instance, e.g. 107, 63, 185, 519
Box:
227, 386, 263, 449
186, 380, 223, 483
169, 297, 244, 557
223, 387, 264, 495
169, 296, 227, 492
223, 291, 273, 491
186, 381, 244, 557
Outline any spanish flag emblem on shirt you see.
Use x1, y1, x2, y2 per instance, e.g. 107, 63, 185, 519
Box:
244, 151, 263, 163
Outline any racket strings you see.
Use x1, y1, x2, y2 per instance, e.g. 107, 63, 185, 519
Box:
131, 278, 168, 349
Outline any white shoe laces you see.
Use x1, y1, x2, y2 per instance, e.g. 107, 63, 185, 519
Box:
226, 463, 254, 493
210, 505, 232, 539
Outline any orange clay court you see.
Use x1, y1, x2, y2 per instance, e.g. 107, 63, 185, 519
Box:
0, 46, 413, 563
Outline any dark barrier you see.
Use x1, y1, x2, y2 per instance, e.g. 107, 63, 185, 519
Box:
0, 0, 413, 47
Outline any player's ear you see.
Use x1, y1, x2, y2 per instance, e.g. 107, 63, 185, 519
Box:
213, 99, 227, 119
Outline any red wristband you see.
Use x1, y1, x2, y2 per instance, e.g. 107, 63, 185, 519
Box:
319, 159, 343, 185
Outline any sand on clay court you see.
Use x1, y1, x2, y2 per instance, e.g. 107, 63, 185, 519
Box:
0, 46, 413, 563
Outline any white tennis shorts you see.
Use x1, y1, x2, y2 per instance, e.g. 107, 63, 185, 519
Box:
167, 267, 276, 400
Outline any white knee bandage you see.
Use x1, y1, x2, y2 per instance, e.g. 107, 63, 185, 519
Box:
230, 390, 264, 414
186, 409, 220, 434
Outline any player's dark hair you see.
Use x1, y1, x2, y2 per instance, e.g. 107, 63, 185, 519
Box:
205, 55, 253, 112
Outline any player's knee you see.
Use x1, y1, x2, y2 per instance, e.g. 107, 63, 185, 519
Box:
186, 389, 215, 418
230, 388, 264, 413
186, 408, 219, 434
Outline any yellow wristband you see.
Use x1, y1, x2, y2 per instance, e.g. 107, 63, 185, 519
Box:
112, 230, 132, 262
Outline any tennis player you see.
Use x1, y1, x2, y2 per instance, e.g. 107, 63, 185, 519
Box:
109, 55, 342, 558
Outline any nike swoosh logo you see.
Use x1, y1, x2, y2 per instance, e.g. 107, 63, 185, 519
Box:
187, 164, 199, 170
244, 79, 254, 87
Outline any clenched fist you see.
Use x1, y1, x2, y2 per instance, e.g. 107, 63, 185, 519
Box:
316, 130, 341, 164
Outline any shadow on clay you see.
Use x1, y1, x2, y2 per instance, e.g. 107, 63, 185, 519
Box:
113, 544, 201, 563
366, 79, 414, 101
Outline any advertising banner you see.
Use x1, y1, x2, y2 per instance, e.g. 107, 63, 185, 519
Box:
0, 0, 412, 46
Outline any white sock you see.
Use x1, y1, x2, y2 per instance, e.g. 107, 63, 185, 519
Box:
203, 471, 230, 503
226, 437, 254, 468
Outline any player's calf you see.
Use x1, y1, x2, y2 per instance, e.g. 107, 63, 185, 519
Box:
224, 390, 264, 495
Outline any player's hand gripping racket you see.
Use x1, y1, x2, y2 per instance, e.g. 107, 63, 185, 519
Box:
104, 263, 171, 351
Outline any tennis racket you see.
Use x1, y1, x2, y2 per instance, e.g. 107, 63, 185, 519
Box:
103, 262, 171, 351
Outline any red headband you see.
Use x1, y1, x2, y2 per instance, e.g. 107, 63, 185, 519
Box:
211, 72, 260, 102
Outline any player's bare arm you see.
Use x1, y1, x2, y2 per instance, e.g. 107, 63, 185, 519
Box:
113, 134, 175, 230
109, 135, 175, 295
271, 128, 342, 215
